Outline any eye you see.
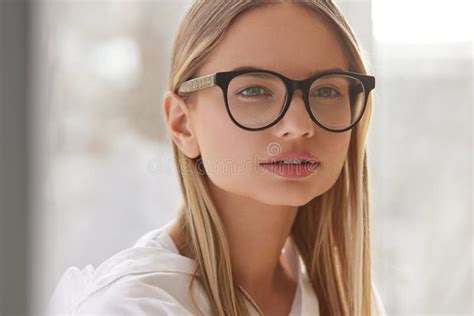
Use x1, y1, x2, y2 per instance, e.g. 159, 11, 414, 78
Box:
237, 86, 271, 97
311, 87, 340, 98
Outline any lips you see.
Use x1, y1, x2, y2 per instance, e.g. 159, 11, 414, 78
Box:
260, 150, 320, 165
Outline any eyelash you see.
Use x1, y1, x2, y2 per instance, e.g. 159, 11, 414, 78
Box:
310, 87, 341, 98
238, 86, 271, 97
237, 86, 341, 98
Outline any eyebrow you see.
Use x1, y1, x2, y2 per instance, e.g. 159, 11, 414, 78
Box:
229, 65, 347, 77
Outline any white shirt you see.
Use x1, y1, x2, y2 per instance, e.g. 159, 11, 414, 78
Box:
46, 219, 386, 315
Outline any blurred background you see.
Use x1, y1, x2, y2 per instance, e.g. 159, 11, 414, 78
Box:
0, 0, 472, 315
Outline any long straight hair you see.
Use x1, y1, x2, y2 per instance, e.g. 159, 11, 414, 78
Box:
165, 1, 377, 315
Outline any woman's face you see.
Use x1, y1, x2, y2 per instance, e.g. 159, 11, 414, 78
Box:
184, 4, 351, 207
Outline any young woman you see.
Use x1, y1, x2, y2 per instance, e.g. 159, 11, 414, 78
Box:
47, 1, 385, 315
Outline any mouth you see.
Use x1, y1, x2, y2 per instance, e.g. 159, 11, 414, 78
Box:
259, 150, 320, 166
259, 159, 320, 166
259, 159, 321, 178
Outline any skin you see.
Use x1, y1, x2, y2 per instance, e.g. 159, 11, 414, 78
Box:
163, 3, 351, 315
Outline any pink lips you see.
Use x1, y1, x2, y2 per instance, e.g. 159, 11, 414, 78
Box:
260, 150, 320, 165
259, 150, 321, 178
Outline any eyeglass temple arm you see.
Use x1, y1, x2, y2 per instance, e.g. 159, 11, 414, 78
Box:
177, 73, 217, 95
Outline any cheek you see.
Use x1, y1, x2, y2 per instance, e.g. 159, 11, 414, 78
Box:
192, 95, 254, 179
320, 131, 351, 161
317, 131, 352, 185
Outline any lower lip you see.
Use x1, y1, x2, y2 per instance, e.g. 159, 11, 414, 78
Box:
259, 162, 320, 178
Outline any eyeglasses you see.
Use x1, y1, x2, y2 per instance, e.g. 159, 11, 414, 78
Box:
177, 67, 375, 132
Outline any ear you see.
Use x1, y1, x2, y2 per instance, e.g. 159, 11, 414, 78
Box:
162, 91, 201, 159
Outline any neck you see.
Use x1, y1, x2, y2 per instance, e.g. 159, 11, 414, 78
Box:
206, 177, 299, 307
166, 179, 300, 310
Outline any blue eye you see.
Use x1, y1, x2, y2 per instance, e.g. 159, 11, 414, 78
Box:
311, 87, 340, 98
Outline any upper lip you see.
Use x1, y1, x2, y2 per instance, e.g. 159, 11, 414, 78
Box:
260, 150, 320, 164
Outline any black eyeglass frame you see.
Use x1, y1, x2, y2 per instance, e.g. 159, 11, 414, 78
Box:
177, 68, 375, 132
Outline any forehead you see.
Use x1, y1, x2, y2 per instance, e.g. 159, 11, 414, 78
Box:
197, 3, 349, 79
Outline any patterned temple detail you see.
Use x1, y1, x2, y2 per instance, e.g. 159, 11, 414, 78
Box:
178, 74, 216, 94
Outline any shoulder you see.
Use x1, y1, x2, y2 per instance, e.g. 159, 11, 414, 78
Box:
72, 272, 203, 315
46, 224, 210, 315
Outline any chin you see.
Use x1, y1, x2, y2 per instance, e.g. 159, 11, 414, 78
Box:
254, 192, 318, 207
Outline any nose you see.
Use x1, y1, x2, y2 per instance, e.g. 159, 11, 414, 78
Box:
274, 88, 315, 139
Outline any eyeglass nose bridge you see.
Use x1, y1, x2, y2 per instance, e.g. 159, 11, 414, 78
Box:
291, 79, 306, 90
283, 78, 312, 111
274, 78, 317, 132
289, 78, 307, 93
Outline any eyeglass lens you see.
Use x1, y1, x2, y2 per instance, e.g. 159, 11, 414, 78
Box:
226, 72, 366, 130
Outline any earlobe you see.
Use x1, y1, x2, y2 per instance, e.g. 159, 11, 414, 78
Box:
162, 91, 201, 159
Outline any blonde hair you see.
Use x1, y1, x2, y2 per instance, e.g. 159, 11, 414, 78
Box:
165, 1, 377, 315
